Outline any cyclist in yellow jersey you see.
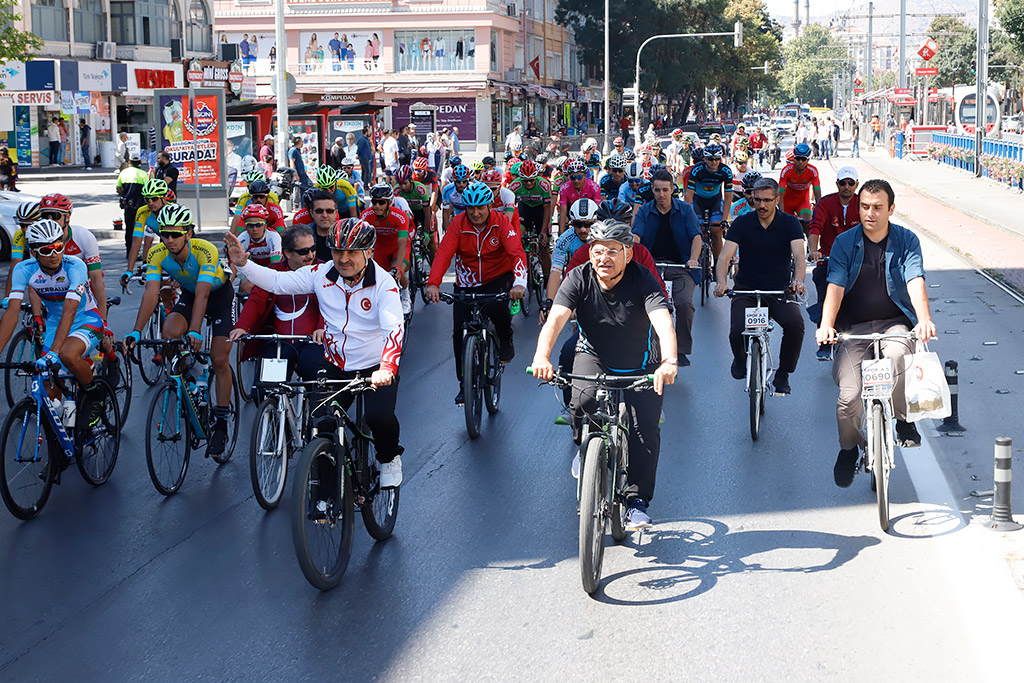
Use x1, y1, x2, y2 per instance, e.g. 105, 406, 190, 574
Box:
122, 204, 234, 457
314, 165, 359, 218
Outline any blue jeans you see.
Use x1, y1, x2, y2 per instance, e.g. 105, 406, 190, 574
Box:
850, 138, 860, 157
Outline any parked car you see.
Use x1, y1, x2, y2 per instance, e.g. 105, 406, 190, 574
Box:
0, 190, 41, 261
773, 117, 797, 135
1002, 114, 1021, 134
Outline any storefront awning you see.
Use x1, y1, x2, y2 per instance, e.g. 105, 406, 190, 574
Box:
296, 85, 383, 96
386, 83, 487, 95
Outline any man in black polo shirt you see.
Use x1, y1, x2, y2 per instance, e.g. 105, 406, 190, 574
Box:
714, 177, 807, 395
532, 220, 677, 529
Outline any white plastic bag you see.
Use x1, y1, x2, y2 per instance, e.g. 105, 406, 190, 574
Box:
904, 342, 951, 421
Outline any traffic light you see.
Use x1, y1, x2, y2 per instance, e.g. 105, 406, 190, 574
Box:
971, 60, 976, 75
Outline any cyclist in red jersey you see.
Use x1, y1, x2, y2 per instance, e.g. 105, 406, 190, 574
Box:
778, 142, 822, 233
360, 183, 412, 315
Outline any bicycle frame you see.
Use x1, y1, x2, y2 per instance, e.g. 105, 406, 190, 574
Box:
734, 290, 786, 396
22, 370, 77, 463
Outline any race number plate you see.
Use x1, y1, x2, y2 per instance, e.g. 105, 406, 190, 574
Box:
862, 358, 894, 399
259, 358, 289, 384
745, 307, 769, 329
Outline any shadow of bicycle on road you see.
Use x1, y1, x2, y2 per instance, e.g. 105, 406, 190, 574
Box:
595, 517, 881, 606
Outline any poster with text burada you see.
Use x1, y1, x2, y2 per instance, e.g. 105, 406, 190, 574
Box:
155, 88, 226, 188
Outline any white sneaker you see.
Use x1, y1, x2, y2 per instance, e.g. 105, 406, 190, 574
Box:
400, 287, 412, 316
378, 456, 403, 488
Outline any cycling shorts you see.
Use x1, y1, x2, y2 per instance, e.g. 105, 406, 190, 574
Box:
782, 195, 813, 219
692, 195, 724, 223
168, 281, 235, 338
44, 324, 102, 367
519, 203, 546, 234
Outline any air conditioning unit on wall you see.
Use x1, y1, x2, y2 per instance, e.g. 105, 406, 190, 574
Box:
96, 42, 116, 60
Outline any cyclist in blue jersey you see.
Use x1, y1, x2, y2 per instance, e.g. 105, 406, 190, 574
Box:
618, 161, 644, 208
441, 163, 471, 232
122, 204, 234, 456
729, 170, 761, 221
684, 142, 733, 259
599, 154, 628, 200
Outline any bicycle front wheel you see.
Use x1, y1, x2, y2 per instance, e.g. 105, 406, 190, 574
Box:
749, 338, 762, 441
75, 379, 121, 486
0, 399, 56, 520
209, 365, 241, 464
4, 328, 41, 407
145, 381, 191, 496
357, 419, 400, 541
291, 436, 354, 591
872, 402, 890, 532
462, 334, 483, 439
102, 349, 132, 423
250, 397, 289, 510
579, 436, 608, 594
235, 343, 258, 404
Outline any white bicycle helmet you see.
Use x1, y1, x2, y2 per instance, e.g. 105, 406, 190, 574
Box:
625, 161, 644, 181
25, 219, 64, 246
569, 198, 599, 222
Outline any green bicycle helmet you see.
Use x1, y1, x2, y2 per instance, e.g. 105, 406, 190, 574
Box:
243, 169, 267, 186
157, 203, 194, 229
142, 178, 170, 199
315, 165, 339, 189
469, 160, 484, 173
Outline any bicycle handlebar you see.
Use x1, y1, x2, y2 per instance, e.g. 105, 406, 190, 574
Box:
654, 261, 694, 271
836, 331, 917, 343
526, 366, 655, 389
235, 334, 311, 342
439, 291, 511, 305
726, 289, 789, 297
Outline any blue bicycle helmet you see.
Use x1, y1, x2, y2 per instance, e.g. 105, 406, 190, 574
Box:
704, 143, 723, 159
461, 181, 494, 207
691, 147, 705, 162
452, 164, 470, 181
450, 155, 462, 167
793, 142, 812, 158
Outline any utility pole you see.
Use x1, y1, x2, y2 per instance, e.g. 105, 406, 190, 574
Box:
603, 0, 610, 154
275, 0, 289, 178
976, 0, 989, 177
867, 2, 873, 91
899, 0, 907, 88
805, 0, 810, 33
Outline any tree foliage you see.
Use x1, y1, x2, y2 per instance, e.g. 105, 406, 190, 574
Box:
0, 0, 43, 80
775, 25, 849, 105
996, 0, 1024, 59
925, 16, 976, 88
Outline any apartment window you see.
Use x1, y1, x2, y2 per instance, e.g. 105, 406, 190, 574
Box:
394, 30, 476, 73
186, 0, 212, 52
490, 29, 499, 72
74, 0, 106, 43
31, 0, 68, 42
547, 50, 561, 81
545, 0, 553, 24
514, 40, 523, 71
111, 2, 135, 44
112, 0, 170, 46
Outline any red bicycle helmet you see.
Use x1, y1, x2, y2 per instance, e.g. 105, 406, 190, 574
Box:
328, 218, 376, 251
481, 169, 503, 184
241, 203, 270, 221
40, 193, 73, 214
395, 165, 413, 184
413, 157, 429, 170
517, 160, 538, 179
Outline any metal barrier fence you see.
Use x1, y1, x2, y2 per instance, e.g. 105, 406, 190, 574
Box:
929, 133, 1024, 189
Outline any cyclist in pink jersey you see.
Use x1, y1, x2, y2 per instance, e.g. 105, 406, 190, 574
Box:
557, 157, 600, 236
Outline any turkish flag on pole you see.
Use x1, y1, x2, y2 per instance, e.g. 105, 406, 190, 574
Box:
529, 56, 541, 78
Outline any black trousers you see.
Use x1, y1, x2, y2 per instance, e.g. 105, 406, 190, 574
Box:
451, 272, 513, 382
809, 263, 828, 325
729, 294, 805, 374
557, 327, 579, 406
123, 204, 140, 258
571, 352, 663, 503
313, 361, 403, 463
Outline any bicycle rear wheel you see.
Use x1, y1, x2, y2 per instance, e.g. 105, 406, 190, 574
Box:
521, 267, 534, 317
75, 379, 121, 486
699, 247, 711, 306
235, 343, 258, 404
462, 334, 483, 439
137, 316, 166, 386
209, 365, 241, 464
484, 335, 501, 415
357, 419, 400, 540
102, 350, 132, 423
145, 381, 191, 496
749, 338, 762, 441
250, 397, 289, 510
579, 436, 608, 594
0, 399, 56, 520
4, 328, 41, 407
533, 260, 546, 309
292, 436, 354, 591
872, 402, 890, 532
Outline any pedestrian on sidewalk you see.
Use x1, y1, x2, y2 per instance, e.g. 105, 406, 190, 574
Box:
116, 132, 129, 170
116, 154, 148, 258
870, 115, 881, 148
153, 150, 178, 194
357, 126, 374, 182
850, 119, 860, 158
57, 117, 68, 165
79, 119, 93, 169
818, 119, 832, 160
46, 117, 61, 166
0, 147, 19, 191
832, 119, 840, 156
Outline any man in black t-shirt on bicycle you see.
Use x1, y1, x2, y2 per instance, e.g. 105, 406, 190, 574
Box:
532, 220, 678, 528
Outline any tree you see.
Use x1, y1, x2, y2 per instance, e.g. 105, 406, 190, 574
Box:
925, 16, 975, 88
997, 0, 1024, 58
776, 25, 849, 104
0, 0, 43, 80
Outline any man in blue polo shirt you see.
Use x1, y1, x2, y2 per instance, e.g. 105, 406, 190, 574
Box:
815, 178, 936, 487
632, 169, 702, 367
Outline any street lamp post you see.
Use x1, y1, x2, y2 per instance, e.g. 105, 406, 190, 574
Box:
603, 0, 610, 154
634, 23, 743, 145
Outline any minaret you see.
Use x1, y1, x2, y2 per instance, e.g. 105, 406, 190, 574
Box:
792, 0, 801, 36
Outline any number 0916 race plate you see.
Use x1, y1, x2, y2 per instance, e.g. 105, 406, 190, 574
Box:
862, 358, 895, 398
745, 307, 769, 329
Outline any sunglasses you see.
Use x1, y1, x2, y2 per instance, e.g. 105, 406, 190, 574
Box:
244, 221, 267, 229
32, 241, 64, 256
287, 246, 315, 256
371, 199, 389, 206
252, 194, 269, 200
146, 197, 164, 203
838, 179, 858, 187
312, 207, 336, 215
572, 220, 595, 228
610, 168, 624, 173
40, 211, 65, 221
159, 230, 188, 239
569, 174, 585, 180
794, 156, 809, 161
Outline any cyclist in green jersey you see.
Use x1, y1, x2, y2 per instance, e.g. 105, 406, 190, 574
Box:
508, 160, 553, 275
395, 165, 436, 256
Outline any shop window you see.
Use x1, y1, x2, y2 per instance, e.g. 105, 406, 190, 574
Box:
31, 0, 68, 42
74, 0, 105, 43
394, 30, 475, 73
186, 0, 212, 53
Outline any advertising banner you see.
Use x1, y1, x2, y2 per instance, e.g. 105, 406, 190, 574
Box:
220, 32, 278, 76
74, 91, 91, 115
14, 106, 32, 165
157, 89, 226, 187
298, 30, 383, 74
391, 97, 476, 141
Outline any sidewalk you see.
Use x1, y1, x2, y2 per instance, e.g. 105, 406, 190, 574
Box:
17, 165, 120, 183
821, 145, 1024, 294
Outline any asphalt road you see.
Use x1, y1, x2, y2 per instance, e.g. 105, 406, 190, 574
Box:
1, 173, 1023, 681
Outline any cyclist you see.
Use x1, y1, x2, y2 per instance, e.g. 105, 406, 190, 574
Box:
441, 164, 471, 233
598, 154, 628, 201
440, 155, 462, 186
424, 181, 526, 405
224, 218, 405, 488
580, 139, 602, 173
731, 151, 750, 200
808, 166, 860, 330
230, 179, 284, 233
234, 204, 283, 294
314, 165, 359, 219
546, 198, 599, 318
778, 142, 822, 234
729, 170, 761, 221
3, 201, 42, 297
481, 155, 497, 173
731, 123, 750, 159
680, 146, 703, 190
412, 157, 441, 226
665, 129, 690, 181
531, 219, 678, 528
229, 224, 325, 393
234, 170, 280, 214
684, 142, 733, 261
360, 183, 412, 316
632, 169, 702, 367
395, 164, 436, 254
815, 179, 936, 488
124, 179, 175, 282
341, 155, 364, 195
714, 178, 806, 397
122, 205, 234, 456
618, 161, 644, 209
557, 157, 601, 236
507, 159, 552, 273
469, 159, 485, 181
481, 169, 520, 230
0, 220, 106, 420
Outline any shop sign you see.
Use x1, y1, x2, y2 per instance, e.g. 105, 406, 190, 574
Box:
1, 60, 57, 91
392, 98, 476, 139
157, 90, 225, 185
136, 69, 177, 90
79, 62, 115, 90
73, 91, 91, 114
0, 91, 58, 106
240, 76, 257, 101
228, 61, 244, 95
59, 60, 127, 92
187, 59, 204, 85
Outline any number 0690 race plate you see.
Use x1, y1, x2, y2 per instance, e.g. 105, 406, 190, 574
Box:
862, 358, 895, 398
745, 307, 769, 329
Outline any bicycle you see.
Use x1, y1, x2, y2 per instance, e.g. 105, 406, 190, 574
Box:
0, 361, 120, 519
133, 338, 241, 496
654, 262, 695, 328
3, 300, 44, 407
122, 270, 177, 387
726, 289, 790, 441
233, 291, 260, 403
408, 227, 433, 306
697, 210, 714, 306
528, 367, 655, 594
291, 376, 400, 591
94, 296, 133, 421
439, 291, 508, 439
520, 233, 547, 317
835, 331, 916, 532
240, 333, 314, 510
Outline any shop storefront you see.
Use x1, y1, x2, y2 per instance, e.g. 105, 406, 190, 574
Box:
389, 95, 478, 151
125, 62, 184, 163
0, 61, 61, 167
59, 60, 128, 167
